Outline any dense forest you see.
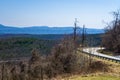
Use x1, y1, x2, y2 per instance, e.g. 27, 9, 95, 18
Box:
0, 37, 57, 60
0, 34, 102, 60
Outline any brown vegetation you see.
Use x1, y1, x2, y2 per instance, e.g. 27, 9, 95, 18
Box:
0, 35, 111, 80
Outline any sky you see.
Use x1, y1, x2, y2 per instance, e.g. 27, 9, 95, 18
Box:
0, 0, 120, 29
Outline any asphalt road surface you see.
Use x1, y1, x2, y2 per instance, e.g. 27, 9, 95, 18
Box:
83, 47, 120, 61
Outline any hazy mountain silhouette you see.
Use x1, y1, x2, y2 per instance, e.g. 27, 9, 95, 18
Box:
0, 24, 104, 34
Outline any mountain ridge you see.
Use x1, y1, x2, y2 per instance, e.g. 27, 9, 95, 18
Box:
0, 24, 104, 34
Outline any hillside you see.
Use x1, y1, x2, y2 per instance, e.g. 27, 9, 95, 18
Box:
0, 37, 57, 60
0, 34, 102, 60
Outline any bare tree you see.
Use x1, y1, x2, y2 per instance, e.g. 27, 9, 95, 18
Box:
73, 18, 78, 42
102, 10, 120, 54
81, 25, 86, 47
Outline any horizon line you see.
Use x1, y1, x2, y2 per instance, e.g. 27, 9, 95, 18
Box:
0, 23, 104, 29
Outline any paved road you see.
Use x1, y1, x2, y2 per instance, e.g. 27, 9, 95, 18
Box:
115, 55, 120, 59
83, 47, 120, 61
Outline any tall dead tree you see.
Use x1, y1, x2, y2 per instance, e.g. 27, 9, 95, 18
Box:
73, 18, 78, 42
81, 25, 86, 47
73, 18, 79, 53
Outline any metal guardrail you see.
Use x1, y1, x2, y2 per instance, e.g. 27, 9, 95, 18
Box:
81, 47, 120, 63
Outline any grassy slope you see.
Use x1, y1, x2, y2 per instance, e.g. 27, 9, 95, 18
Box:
67, 75, 120, 80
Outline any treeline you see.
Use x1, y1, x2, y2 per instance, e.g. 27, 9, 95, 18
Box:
85, 34, 102, 47
0, 34, 64, 40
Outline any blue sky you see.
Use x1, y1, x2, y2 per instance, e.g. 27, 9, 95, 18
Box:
0, 0, 120, 29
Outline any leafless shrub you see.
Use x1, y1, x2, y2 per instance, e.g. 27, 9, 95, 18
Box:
47, 36, 81, 76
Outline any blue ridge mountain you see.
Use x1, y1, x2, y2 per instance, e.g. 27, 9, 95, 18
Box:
0, 24, 104, 34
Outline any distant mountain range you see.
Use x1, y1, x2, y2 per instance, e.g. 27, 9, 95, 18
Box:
0, 24, 104, 34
